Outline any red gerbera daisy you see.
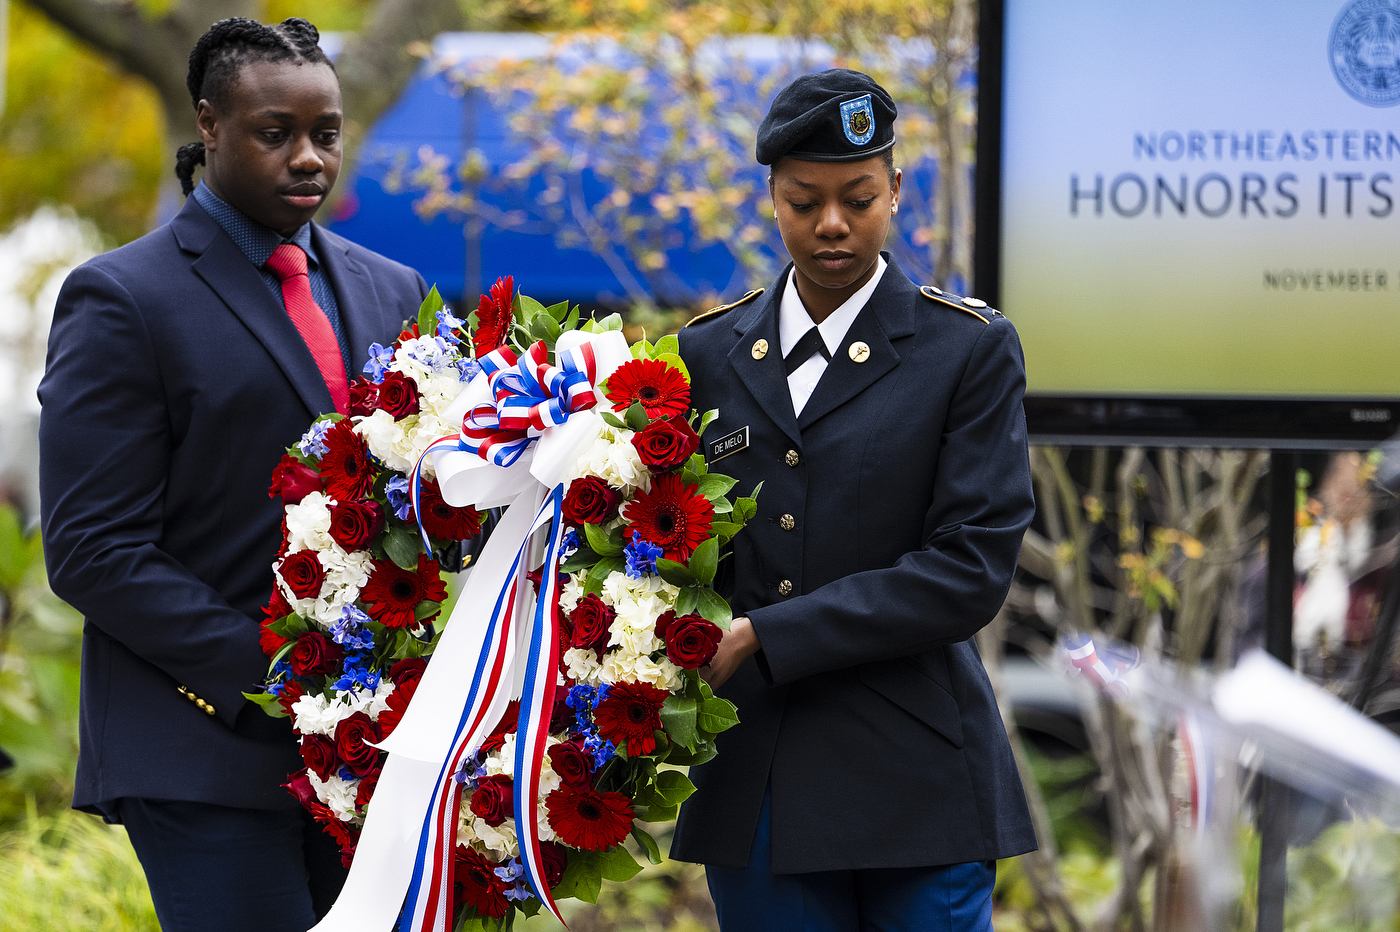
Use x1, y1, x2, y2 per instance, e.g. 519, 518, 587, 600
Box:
593, 680, 668, 757
360, 554, 449, 628
546, 785, 634, 851
454, 845, 510, 918
472, 275, 514, 359
320, 419, 376, 503
624, 473, 714, 562
417, 477, 484, 541
604, 358, 690, 419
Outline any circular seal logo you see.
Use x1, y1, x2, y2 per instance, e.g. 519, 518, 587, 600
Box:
1331, 0, 1400, 106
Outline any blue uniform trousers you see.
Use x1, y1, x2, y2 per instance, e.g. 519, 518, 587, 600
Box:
114, 797, 347, 932
706, 788, 995, 932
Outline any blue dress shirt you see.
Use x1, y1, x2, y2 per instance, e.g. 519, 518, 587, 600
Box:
191, 183, 354, 379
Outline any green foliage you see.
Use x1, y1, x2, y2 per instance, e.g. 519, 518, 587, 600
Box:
0, 802, 159, 931
0, 505, 84, 824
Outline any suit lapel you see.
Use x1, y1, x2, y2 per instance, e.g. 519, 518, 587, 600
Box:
174, 199, 334, 418
727, 280, 803, 448
314, 224, 394, 376
796, 256, 920, 431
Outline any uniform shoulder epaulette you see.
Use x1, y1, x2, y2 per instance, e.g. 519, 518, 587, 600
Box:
685, 288, 764, 328
919, 285, 1004, 323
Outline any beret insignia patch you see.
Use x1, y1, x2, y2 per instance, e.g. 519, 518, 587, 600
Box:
840, 94, 875, 146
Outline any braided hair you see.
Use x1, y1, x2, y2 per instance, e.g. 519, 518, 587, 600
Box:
175, 18, 336, 196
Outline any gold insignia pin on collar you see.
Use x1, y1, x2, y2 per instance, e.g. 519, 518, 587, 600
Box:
849, 341, 870, 363
752, 339, 769, 360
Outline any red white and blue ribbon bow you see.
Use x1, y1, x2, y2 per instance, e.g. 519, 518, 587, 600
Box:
311, 329, 632, 932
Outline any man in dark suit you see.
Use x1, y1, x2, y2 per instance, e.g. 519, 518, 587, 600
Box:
672, 70, 1037, 931
38, 18, 426, 932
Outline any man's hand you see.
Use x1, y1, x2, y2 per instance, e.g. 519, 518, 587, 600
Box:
700, 616, 761, 690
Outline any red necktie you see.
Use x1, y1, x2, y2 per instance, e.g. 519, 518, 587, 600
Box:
265, 244, 349, 414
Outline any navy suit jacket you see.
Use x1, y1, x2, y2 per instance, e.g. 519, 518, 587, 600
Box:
671, 257, 1037, 873
39, 196, 427, 813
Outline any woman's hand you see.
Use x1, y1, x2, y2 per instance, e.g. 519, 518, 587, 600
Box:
700, 616, 761, 690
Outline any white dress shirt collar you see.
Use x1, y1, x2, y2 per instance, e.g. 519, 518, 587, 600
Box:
776, 255, 887, 417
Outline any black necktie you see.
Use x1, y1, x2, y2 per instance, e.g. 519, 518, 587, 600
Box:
784, 327, 831, 376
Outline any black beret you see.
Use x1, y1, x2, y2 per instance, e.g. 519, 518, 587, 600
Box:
756, 69, 897, 166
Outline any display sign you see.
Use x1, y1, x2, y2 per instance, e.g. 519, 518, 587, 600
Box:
979, 0, 1400, 445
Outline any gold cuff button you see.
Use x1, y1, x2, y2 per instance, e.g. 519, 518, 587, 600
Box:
751, 339, 769, 360
785, 450, 800, 467
778, 579, 793, 596
779, 514, 795, 531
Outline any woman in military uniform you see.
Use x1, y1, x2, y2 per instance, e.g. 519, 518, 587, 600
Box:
671, 69, 1037, 932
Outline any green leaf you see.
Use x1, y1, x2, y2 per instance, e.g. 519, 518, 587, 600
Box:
631, 826, 663, 864
583, 522, 625, 557
687, 538, 718, 587
600, 411, 628, 430
597, 312, 625, 331
675, 585, 699, 616
653, 334, 680, 358
710, 496, 733, 515
584, 556, 623, 595
517, 293, 548, 325
699, 696, 741, 734
545, 299, 570, 321
414, 599, 442, 622
654, 557, 697, 589
384, 524, 422, 571
416, 285, 444, 337
697, 408, 720, 437
598, 843, 644, 882
269, 639, 297, 668
638, 801, 678, 822
654, 769, 697, 806
0, 505, 26, 591
564, 305, 580, 333
708, 521, 742, 541
733, 494, 760, 524
655, 352, 690, 383
695, 588, 732, 629
559, 544, 601, 574
268, 612, 309, 639
624, 402, 650, 432
553, 850, 603, 903
630, 337, 653, 360
664, 742, 718, 767
696, 474, 738, 501
241, 689, 289, 718
660, 694, 699, 749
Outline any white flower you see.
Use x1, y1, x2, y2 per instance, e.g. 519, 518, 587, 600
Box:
571, 424, 650, 494
284, 492, 336, 552
564, 647, 604, 685
559, 574, 586, 615
276, 546, 373, 629
600, 649, 682, 691
482, 732, 516, 778
308, 769, 361, 821
473, 816, 518, 860
356, 409, 417, 474
339, 678, 396, 721
292, 692, 348, 738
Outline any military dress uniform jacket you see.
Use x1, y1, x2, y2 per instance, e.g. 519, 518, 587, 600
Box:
670, 255, 1037, 874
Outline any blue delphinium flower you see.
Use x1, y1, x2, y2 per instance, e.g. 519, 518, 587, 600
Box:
453, 754, 488, 789
334, 652, 381, 692
583, 732, 617, 768
624, 531, 664, 579
495, 860, 532, 901
436, 307, 466, 343
385, 475, 413, 521
560, 527, 581, 560
296, 420, 333, 459
457, 357, 483, 383
329, 605, 376, 650
266, 659, 294, 695
363, 343, 394, 383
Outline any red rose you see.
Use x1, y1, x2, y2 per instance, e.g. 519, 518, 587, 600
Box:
631, 417, 700, 472
562, 475, 622, 526
355, 768, 381, 807
347, 379, 381, 418
277, 678, 305, 717
469, 774, 514, 826
329, 500, 383, 551
389, 657, 428, 689
290, 632, 333, 676
660, 613, 723, 669
654, 610, 678, 641
268, 454, 322, 504
283, 770, 318, 808
548, 740, 593, 788
279, 550, 325, 600
299, 734, 339, 781
378, 371, 421, 420
569, 594, 614, 656
540, 841, 569, 888
335, 711, 383, 777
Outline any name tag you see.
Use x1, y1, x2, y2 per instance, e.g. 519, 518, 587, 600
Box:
709, 426, 749, 462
